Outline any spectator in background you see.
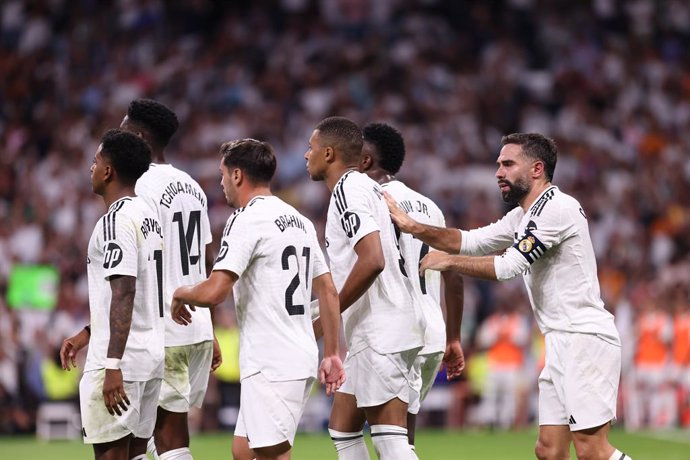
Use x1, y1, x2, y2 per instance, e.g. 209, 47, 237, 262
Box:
212, 307, 241, 431
669, 284, 690, 428
627, 285, 675, 429
475, 287, 531, 430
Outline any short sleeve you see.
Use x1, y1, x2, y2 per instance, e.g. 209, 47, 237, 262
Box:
335, 180, 380, 248
311, 242, 329, 279
213, 211, 257, 278
102, 212, 138, 280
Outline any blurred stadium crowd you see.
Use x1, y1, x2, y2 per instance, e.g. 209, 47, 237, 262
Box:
1, 0, 689, 436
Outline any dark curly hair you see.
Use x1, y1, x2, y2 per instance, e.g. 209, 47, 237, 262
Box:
126, 99, 179, 149
362, 123, 405, 175
100, 129, 151, 185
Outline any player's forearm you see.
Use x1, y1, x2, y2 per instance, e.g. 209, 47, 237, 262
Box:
318, 290, 341, 357
446, 255, 497, 280
409, 222, 462, 254
442, 271, 464, 342
107, 275, 135, 360
338, 257, 383, 312
174, 282, 220, 308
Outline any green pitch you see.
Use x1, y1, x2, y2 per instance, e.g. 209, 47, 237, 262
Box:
2, 429, 688, 459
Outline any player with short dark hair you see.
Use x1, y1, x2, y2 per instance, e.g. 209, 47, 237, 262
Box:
306, 116, 425, 460
171, 138, 345, 460
62, 129, 165, 460
360, 122, 465, 458
387, 132, 631, 460
121, 98, 220, 460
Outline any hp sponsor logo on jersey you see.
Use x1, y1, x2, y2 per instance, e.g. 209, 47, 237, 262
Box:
103, 242, 123, 269
340, 211, 361, 238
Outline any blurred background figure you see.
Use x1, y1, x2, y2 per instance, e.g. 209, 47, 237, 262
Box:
627, 284, 675, 430
475, 284, 531, 430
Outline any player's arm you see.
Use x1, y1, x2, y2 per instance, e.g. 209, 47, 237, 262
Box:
384, 192, 461, 253
338, 231, 385, 312
171, 269, 237, 325
103, 274, 136, 416
206, 244, 223, 371
312, 272, 345, 395
420, 252, 499, 280
442, 271, 465, 379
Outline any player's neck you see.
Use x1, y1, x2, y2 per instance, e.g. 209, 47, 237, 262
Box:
326, 164, 358, 191
238, 186, 272, 207
519, 181, 552, 211
152, 151, 166, 164
367, 167, 394, 185
102, 185, 135, 209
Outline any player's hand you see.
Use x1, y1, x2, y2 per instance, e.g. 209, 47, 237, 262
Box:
210, 335, 223, 372
102, 368, 130, 416
383, 192, 416, 234
312, 317, 324, 340
319, 355, 346, 396
171, 296, 195, 325
420, 251, 452, 275
60, 328, 90, 370
443, 339, 465, 380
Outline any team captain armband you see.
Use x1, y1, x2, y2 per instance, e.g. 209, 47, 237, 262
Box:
512, 229, 546, 264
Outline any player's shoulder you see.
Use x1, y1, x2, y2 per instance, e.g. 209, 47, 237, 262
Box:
139, 164, 202, 188
528, 186, 582, 220
335, 170, 375, 193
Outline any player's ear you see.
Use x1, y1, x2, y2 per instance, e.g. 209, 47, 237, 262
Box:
233, 168, 242, 184
359, 154, 372, 172
103, 163, 114, 183
324, 145, 335, 164
532, 160, 545, 179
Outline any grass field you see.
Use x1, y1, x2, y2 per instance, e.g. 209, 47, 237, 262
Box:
2, 429, 689, 459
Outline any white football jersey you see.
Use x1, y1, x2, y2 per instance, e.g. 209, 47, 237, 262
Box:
383, 180, 446, 354
135, 164, 213, 346
461, 186, 620, 345
84, 197, 165, 381
325, 171, 425, 355
213, 196, 326, 381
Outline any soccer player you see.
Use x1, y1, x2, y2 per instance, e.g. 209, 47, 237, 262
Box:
170, 139, 345, 460
121, 99, 220, 460
62, 129, 164, 460
359, 122, 465, 457
386, 133, 631, 460
305, 117, 425, 460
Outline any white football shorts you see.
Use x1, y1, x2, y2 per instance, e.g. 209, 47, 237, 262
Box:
538, 331, 621, 431
234, 372, 315, 449
79, 369, 161, 444
408, 351, 444, 415
338, 346, 420, 408
158, 340, 214, 412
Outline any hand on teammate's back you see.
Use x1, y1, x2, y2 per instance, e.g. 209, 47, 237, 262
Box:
383, 191, 415, 233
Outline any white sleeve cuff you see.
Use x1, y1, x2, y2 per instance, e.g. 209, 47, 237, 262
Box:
493, 247, 530, 281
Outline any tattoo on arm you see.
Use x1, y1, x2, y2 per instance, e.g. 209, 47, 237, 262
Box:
107, 275, 136, 359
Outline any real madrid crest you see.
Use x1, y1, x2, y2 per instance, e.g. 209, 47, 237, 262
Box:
518, 236, 535, 253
